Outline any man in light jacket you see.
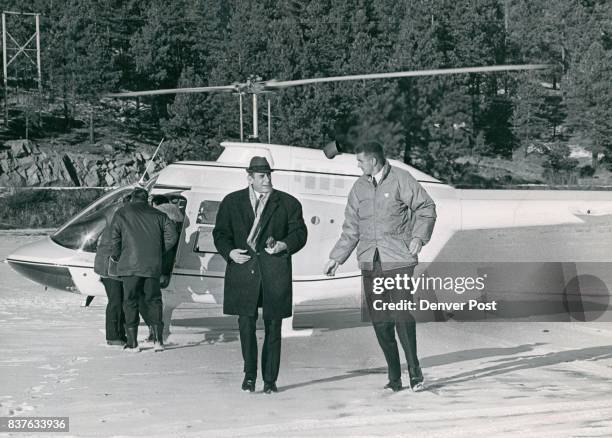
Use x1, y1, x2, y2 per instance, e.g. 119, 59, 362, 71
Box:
109, 187, 178, 352
324, 141, 436, 392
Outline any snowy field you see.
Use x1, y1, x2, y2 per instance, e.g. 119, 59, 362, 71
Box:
2, 218, 612, 437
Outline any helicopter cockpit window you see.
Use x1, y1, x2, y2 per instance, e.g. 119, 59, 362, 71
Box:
194, 200, 220, 253
51, 186, 135, 253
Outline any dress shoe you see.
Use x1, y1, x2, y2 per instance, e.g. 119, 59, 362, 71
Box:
383, 380, 402, 392
242, 376, 256, 392
141, 327, 154, 346
409, 366, 424, 392
106, 339, 126, 346
125, 327, 139, 349
263, 382, 278, 394
151, 324, 164, 352
411, 381, 425, 392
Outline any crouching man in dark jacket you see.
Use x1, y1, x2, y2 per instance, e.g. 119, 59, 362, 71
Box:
110, 187, 178, 352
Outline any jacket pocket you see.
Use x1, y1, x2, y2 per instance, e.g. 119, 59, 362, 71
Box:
401, 236, 413, 250
356, 242, 369, 258
358, 198, 374, 219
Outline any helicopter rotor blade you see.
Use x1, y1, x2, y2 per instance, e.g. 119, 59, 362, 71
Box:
106, 85, 238, 98
262, 64, 550, 90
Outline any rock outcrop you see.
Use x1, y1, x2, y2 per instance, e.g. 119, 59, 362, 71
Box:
0, 139, 165, 187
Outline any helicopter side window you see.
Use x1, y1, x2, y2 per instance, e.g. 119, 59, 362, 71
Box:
194, 200, 220, 253
196, 200, 219, 225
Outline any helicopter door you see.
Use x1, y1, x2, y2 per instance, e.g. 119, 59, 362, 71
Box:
171, 191, 226, 304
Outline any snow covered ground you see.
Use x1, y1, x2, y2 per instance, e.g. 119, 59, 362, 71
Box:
2, 219, 612, 437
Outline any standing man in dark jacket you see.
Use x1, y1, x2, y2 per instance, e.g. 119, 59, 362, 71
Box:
110, 187, 178, 352
213, 157, 307, 394
93, 193, 133, 346
324, 142, 436, 392
94, 215, 126, 346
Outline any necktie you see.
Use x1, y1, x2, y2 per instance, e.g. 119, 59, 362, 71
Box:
372, 177, 377, 188
254, 194, 264, 213
248, 194, 265, 251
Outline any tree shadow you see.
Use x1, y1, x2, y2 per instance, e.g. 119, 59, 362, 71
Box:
282, 343, 546, 391
428, 344, 612, 390
162, 331, 239, 350
170, 307, 370, 335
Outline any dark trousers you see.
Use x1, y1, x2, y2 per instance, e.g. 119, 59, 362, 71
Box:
102, 277, 125, 341
363, 250, 420, 383
238, 309, 282, 384
122, 276, 162, 329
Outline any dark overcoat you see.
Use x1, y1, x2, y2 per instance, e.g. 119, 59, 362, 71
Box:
212, 188, 307, 319
93, 217, 113, 277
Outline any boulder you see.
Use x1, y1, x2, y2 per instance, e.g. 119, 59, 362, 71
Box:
62, 154, 81, 186
51, 159, 64, 180
40, 162, 53, 182
5, 139, 34, 158
25, 164, 41, 185
104, 173, 115, 186
17, 156, 35, 167
84, 170, 101, 187
6, 171, 26, 186
0, 158, 10, 174
115, 158, 134, 168
109, 168, 121, 182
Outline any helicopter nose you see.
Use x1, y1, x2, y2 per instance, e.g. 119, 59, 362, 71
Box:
6, 237, 78, 292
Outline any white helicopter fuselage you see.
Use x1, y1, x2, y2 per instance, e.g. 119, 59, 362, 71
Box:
6, 141, 612, 333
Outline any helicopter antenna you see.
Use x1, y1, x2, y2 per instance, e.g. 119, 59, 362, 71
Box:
239, 94, 244, 141
252, 94, 258, 139
138, 137, 165, 186
267, 97, 271, 144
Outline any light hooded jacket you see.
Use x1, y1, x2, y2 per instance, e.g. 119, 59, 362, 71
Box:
330, 162, 436, 269
109, 201, 178, 277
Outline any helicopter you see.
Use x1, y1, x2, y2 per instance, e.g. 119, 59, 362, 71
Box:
6, 65, 612, 339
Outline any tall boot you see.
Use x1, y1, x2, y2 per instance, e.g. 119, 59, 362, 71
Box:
152, 324, 164, 352
124, 327, 140, 352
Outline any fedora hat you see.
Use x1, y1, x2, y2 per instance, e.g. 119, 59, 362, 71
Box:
246, 156, 273, 173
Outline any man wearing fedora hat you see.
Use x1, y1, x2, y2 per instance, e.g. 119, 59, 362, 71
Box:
213, 156, 307, 394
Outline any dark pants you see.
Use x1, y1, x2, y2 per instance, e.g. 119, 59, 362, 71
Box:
363, 250, 420, 383
238, 308, 282, 384
122, 276, 162, 329
102, 277, 125, 341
